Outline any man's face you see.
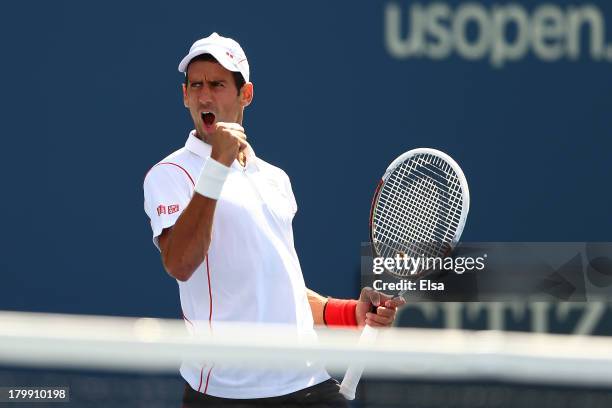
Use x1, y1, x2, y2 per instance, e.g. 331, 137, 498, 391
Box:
182, 60, 253, 140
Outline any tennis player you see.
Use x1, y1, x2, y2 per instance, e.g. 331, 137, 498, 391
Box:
143, 32, 404, 407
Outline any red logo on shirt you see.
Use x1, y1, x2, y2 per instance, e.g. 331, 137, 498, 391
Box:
157, 205, 166, 216
168, 204, 180, 214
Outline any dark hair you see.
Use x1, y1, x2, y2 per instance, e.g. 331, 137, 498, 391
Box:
184, 54, 246, 95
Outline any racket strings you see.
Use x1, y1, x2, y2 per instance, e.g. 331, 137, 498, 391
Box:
376, 186, 439, 250
376, 181, 446, 252
374, 209, 443, 266
379, 178, 446, 254
391, 163, 462, 232
375, 182, 449, 271
406, 178, 450, 255
400, 174, 454, 236
381, 162, 461, 241
404, 154, 463, 237
406, 156, 463, 209
372, 153, 465, 277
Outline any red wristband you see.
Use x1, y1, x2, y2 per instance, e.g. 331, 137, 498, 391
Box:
324, 298, 358, 327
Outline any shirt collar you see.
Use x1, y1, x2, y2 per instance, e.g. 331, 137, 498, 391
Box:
185, 130, 212, 158
185, 130, 258, 171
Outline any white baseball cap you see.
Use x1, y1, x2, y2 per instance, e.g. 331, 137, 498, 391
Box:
178, 32, 250, 83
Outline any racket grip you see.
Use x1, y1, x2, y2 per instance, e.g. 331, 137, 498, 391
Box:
339, 324, 379, 400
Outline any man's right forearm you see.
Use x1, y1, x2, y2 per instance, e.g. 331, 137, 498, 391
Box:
161, 193, 217, 281
161, 124, 246, 281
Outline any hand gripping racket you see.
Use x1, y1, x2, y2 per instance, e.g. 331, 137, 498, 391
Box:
339, 148, 470, 400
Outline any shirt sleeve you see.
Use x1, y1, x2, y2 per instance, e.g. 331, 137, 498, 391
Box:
282, 171, 298, 215
143, 164, 194, 250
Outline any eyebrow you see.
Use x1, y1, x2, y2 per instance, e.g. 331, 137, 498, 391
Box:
188, 78, 227, 84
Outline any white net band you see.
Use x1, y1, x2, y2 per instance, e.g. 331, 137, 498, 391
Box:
1, 311, 611, 388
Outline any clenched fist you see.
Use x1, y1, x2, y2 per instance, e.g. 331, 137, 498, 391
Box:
356, 287, 406, 328
209, 122, 249, 167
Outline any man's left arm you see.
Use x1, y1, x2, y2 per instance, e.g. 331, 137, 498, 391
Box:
307, 288, 405, 328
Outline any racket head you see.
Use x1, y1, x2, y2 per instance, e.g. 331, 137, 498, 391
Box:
369, 148, 470, 278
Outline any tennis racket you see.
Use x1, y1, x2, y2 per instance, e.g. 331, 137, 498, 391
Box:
339, 148, 470, 400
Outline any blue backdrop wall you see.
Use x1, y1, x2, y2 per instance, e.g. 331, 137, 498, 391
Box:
2, 0, 611, 318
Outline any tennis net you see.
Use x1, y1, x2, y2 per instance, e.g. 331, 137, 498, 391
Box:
1, 311, 611, 407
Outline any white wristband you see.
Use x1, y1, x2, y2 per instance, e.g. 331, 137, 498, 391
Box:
194, 157, 231, 200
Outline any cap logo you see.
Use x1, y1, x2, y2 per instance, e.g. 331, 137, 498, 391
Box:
226, 51, 234, 59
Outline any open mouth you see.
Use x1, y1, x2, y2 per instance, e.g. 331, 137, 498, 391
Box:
201, 112, 216, 129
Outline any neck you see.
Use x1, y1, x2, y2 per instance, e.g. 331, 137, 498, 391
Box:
194, 130, 209, 144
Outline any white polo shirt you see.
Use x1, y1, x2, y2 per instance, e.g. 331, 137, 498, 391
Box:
143, 131, 329, 399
